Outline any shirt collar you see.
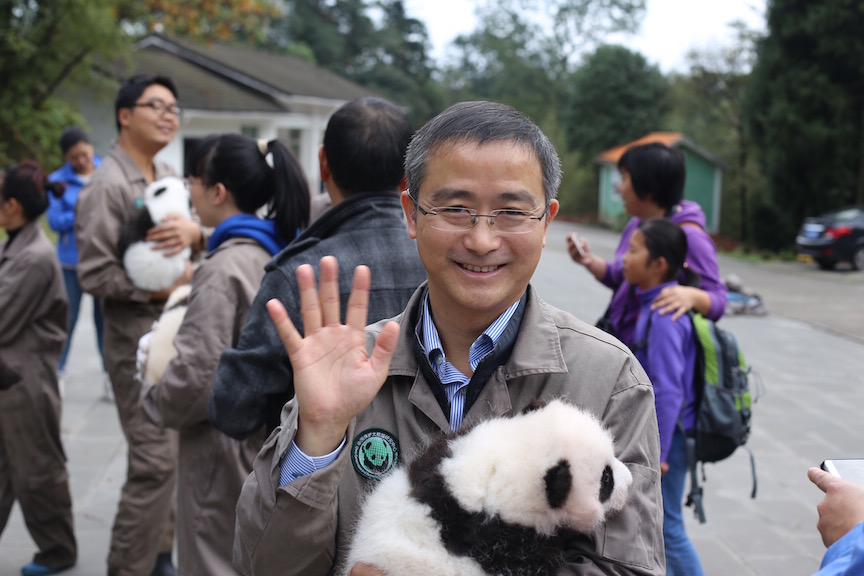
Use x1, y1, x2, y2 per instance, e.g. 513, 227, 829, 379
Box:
419, 291, 521, 375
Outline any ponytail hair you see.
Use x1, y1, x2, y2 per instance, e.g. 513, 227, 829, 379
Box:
0, 161, 60, 222
186, 134, 310, 242
637, 218, 701, 286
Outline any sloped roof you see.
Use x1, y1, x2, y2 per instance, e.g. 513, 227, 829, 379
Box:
136, 34, 373, 109
596, 132, 725, 168
135, 48, 284, 112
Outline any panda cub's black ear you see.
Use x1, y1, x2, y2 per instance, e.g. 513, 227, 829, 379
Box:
521, 398, 547, 414
544, 459, 573, 509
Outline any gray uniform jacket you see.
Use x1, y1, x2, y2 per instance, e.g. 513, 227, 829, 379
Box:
142, 237, 270, 575
210, 191, 427, 440
0, 221, 67, 371
0, 220, 76, 565
75, 144, 177, 365
234, 285, 665, 576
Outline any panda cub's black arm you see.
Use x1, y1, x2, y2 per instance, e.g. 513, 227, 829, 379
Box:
118, 207, 156, 257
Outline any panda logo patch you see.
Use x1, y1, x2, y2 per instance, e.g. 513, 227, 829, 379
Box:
352, 429, 400, 480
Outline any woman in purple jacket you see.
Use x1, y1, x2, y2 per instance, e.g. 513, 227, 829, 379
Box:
624, 217, 704, 576
567, 142, 726, 348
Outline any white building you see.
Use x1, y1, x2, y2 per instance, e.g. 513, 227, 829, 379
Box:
78, 33, 374, 195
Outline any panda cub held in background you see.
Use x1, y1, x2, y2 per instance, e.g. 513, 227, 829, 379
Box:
342, 399, 633, 576
119, 176, 191, 292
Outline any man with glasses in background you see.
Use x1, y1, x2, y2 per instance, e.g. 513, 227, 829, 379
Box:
233, 101, 665, 576
77, 75, 202, 576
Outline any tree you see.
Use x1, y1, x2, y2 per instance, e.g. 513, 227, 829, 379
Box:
0, 0, 129, 167
665, 22, 762, 242
564, 45, 668, 159
354, 0, 444, 123
273, 0, 441, 124
441, 6, 570, 123
118, 0, 284, 48
747, 0, 864, 250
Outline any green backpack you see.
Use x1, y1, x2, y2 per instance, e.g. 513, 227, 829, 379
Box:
685, 312, 758, 523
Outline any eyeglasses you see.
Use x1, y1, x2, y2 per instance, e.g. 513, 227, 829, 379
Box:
410, 195, 549, 234
132, 100, 182, 118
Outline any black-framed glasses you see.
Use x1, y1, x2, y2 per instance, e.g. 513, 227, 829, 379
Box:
409, 195, 549, 234
132, 99, 182, 118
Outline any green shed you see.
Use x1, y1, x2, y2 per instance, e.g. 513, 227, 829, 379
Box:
596, 132, 725, 232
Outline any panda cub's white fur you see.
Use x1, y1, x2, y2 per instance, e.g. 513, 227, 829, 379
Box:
342, 399, 633, 576
136, 284, 191, 389
122, 176, 192, 291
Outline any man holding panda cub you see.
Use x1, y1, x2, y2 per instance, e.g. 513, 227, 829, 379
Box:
235, 101, 665, 576
76, 75, 201, 576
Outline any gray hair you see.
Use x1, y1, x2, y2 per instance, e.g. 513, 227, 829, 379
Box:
405, 101, 562, 205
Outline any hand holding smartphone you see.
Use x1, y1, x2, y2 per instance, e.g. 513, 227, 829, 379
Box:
568, 233, 587, 259
821, 459, 864, 485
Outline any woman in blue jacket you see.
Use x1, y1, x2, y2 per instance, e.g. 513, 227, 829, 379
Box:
623, 217, 705, 576
48, 127, 108, 396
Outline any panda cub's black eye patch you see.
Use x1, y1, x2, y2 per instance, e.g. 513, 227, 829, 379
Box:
544, 459, 572, 509
599, 465, 614, 503
153, 186, 167, 197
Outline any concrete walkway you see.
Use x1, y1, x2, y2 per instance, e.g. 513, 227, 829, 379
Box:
2, 219, 863, 575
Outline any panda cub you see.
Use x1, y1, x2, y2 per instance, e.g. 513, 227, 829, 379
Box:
342, 399, 633, 576
135, 284, 192, 389
118, 176, 191, 292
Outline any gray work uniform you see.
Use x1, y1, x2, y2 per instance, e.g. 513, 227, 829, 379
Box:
142, 237, 270, 575
0, 220, 76, 569
75, 144, 178, 576
234, 285, 666, 576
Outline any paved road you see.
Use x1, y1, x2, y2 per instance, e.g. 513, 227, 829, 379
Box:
2, 219, 863, 575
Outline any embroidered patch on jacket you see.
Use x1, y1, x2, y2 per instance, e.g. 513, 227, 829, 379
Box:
351, 428, 400, 480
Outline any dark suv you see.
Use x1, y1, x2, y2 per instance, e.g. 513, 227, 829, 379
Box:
795, 206, 864, 270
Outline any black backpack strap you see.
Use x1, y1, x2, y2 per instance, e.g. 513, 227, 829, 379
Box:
684, 432, 706, 524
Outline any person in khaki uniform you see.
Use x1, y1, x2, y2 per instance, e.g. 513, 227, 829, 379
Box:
234, 102, 665, 576
141, 134, 311, 575
0, 162, 76, 575
75, 75, 202, 576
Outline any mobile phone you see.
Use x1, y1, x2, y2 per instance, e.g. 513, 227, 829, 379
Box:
569, 233, 587, 258
821, 459, 864, 485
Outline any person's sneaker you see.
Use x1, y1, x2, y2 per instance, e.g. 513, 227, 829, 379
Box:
101, 373, 114, 403
21, 560, 75, 576
149, 552, 176, 576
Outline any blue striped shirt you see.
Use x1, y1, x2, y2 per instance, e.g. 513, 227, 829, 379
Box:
421, 292, 519, 432
278, 294, 521, 486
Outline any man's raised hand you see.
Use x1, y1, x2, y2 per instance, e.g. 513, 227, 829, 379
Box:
266, 256, 400, 456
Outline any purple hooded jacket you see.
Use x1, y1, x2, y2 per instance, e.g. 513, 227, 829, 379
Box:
633, 282, 697, 462
600, 200, 726, 348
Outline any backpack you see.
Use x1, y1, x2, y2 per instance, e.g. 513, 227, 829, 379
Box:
685, 312, 758, 523
632, 310, 758, 523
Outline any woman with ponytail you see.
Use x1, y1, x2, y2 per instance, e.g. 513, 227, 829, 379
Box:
0, 162, 77, 575
140, 134, 310, 575
622, 217, 704, 576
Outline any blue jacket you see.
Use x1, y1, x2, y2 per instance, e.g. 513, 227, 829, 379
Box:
47, 156, 102, 266
633, 281, 698, 462
814, 522, 864, 576
209, 191, 427, 440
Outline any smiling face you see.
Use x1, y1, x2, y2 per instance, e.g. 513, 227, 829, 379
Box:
118, 84, 179, 154
402, 140, 558, 332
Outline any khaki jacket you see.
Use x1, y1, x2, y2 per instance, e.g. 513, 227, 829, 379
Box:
0, 221, 67, 384
234, 285, 665, 576
75, 144, 177, 364
142, 237, 270, 575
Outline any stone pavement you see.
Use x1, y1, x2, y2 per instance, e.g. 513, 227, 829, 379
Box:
2, 220, 863, 575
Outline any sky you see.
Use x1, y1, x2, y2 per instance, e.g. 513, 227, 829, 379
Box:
404, 0, 767, 73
